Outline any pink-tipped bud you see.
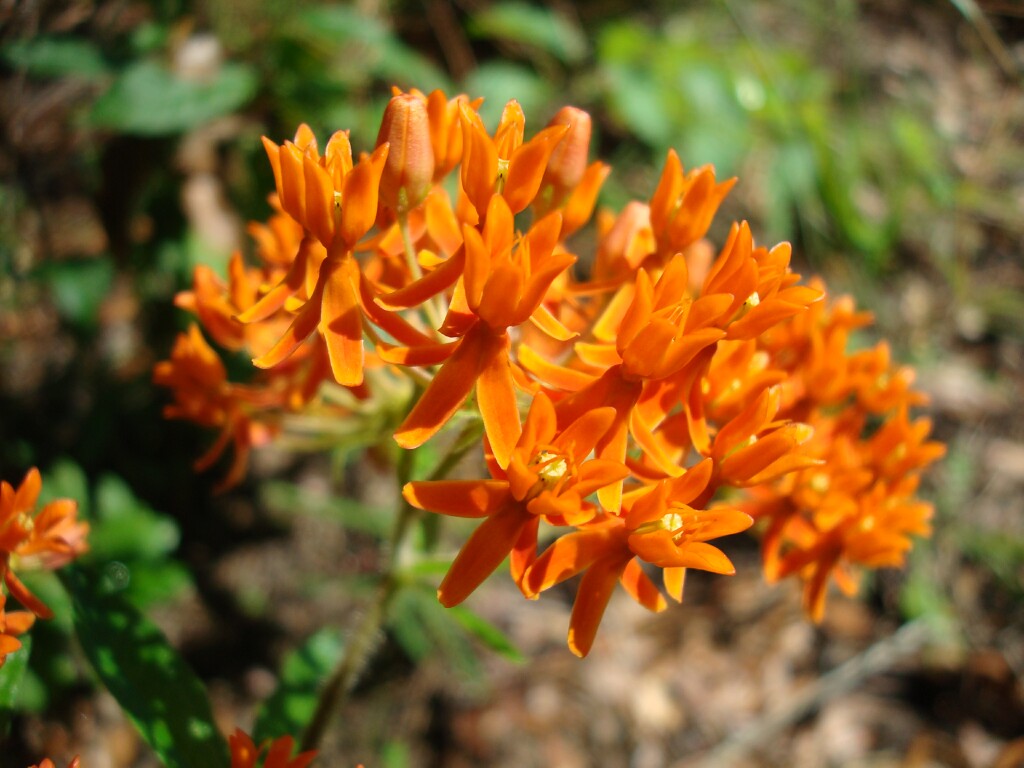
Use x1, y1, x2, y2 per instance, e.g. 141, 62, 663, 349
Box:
542, 106, 592, 198
376, 93, 435, 214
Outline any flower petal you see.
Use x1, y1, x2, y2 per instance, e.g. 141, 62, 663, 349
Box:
476, 332, 521, 469
568, 555, 629, 657
524, 526, 620, 596
403, 480, 511, 517
320, 259, 364, 386
438, 501, 527, 607
340, 144, 389, 247
503, 124, 569, 214
620, 557, 667, 613
663, 566, 686, 603
394, 323, 486, 449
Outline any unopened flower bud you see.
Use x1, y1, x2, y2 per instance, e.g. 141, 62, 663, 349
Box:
376, 93, 435, 214
542, 106, 592, 198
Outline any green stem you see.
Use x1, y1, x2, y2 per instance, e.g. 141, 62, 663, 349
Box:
299, 418, 483, 752
299, 576, 396, 752
398, 210, 445, 331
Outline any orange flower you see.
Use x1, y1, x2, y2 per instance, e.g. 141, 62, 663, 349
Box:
1, 593, 35, 664
0, 468, 88, 628
524, 459, 752, 656
458, 101, 569, 218
700, 222, 824, 340
28, 758, 80, 768
238, 126, 435, 386
529, 255, 728, 509
767, 476, 935, 622
229, 729, 317, 768
403, 392, 627, 606
175, 251, 296, 357
592, 201, 656, 282
705, 386, 821, 488
735, 283, 945, 619
391, 196, 575, 467
541, 106, 592, 199
534, 106, 610, 236
153, 325, 280, 490
649, 150, 735, 257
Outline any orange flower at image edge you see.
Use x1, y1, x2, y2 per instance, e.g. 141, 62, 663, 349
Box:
1, 467, 88, 666
229, 729, 317, 768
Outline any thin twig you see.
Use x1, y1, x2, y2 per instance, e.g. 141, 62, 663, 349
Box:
693, 620, 934, 768
948, 0, 1020, 80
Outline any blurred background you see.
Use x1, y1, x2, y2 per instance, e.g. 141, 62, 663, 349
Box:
1, 0, 1022, 765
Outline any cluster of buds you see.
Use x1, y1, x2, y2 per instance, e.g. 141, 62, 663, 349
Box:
157, 88, 943, 656
0, 468, 89, 666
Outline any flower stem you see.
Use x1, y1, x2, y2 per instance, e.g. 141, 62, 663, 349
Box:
398, 210, 445, 332
299, 419, 483, 752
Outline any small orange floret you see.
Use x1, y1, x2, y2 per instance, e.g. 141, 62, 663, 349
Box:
229, 729, 317, 768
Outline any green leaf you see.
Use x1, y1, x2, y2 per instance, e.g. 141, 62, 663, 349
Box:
1, 37, 109, 79
91, 60, 257, 135
91, 475, 180, 562
15, 669, 46, 713
373, 40, 452, 94
0, 635, 32, 735
119, 560, 193, 608
448, 606, 524, 662
387, 587, 480, 677
62, 567, 228, 768
602, 63, 674, 149
401, 558, 455, 578
469, 2, 587, 64
254, 629, 344, 745
291, 5, 390, 48
18, 571, 73, 634
382, 739, 412, 768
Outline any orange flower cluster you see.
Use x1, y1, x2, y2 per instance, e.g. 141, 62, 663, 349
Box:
29, 759, 81, 768
1, 468, 88, 666
157, 89, 942, 655
154, 204, 349, 491
737, 282, 946, 620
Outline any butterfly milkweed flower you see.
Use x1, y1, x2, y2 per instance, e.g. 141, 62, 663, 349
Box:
0, 468, 88, 665
523, 459, 752, 657
403, 392, 628, 606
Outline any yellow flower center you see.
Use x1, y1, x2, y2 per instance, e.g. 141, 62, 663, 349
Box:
495, 158, 510, 194
633, 510, 685, 539
534, 451, 568, 486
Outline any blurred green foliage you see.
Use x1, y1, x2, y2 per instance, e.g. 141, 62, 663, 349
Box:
63, 566, 229, 768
